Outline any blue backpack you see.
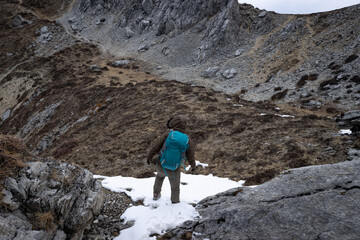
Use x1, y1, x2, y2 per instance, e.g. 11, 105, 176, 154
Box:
160, 130, 189, 172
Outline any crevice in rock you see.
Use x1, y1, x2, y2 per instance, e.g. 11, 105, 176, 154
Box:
261, 185, 360, 203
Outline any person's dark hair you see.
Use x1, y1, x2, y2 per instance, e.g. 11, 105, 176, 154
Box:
166, 117, 173, 129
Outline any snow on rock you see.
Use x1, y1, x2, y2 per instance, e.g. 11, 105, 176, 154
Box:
94, 168, 244, 240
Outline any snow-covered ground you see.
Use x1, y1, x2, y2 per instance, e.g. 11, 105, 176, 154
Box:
94, 162, 245, 240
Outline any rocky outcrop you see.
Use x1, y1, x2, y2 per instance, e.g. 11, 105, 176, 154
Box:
166, 160, 360, 239
336, 110, 360, 136
1, 160, 104, 240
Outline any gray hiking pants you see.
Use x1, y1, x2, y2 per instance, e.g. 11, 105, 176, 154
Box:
153, 158, 181, 203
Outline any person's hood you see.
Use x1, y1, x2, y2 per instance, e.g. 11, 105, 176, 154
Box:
167, 115, 187, 132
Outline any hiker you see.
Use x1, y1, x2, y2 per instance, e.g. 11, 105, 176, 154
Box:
147, 115, 196, 204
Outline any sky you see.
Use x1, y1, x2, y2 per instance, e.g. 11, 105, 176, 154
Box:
238, 0, 360, 14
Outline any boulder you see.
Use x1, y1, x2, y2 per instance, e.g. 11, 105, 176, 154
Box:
222, 68, 237, 79
167, 160, 360, 239
142, 0, 153, 15
201, 67, 220, 78
12, 14, 32, 28
125, 27, 135, 38
0, 161, 104, 240
138, 44, 149, 52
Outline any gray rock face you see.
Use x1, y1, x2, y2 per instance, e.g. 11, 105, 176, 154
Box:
336, 110, 360, 136
19, 101, 62, 138
0, 161, 104, 240
168, 160, 360, 239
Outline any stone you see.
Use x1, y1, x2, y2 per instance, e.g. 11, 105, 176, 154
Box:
259, 11, 267, 18
12, 14, 32, 28
4, 177, 27, 200
142, 0, 154, 15
234, 49, 243, 57
90, 65, 102, 72
68, 17, 77, 23
40, 26, 49, 34
0, 161, 104, 239
125, 27, 135, 38
201, 67, 220, 78
140, 19, 151, 30
342, 110, 360, 121
1, 109, 11, 122
1, 190, 20, 211
13, 230, 48, 240
53, 230, 67, 240
348, 149, 360, 161
110, 60, 131, 67
168, 160, 360, 239
162, 47, 170, 56
138, 44, 149, 52
222, 68, 237, 79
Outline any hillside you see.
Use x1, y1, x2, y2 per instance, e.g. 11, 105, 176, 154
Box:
0, 0, 360, 239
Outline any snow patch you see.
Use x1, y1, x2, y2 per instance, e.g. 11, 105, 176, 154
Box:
94, 168, 244, 240
339, 129, 352, 135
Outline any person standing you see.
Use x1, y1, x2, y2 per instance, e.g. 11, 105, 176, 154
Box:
147, 115, 196, 203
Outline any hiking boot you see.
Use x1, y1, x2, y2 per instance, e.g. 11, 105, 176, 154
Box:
153, 193, 161, 200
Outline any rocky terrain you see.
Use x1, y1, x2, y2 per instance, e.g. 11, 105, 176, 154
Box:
0, 135, 103, 240
165, 160, 360, 240
59, 0, 360, 110
1, 0, 360, 239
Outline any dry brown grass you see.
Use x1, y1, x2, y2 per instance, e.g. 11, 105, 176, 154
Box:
0, 135, 30, 200
34, 211, 55, 232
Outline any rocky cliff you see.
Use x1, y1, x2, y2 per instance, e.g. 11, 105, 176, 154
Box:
59, 0, 360, 110
166, 159, 360, 239
0, 135, 104, 240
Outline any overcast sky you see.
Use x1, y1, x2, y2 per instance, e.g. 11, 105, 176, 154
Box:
239, 0, 360, 14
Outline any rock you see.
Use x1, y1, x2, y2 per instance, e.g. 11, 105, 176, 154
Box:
12, 14, 32, 28
4, 178, 27, 200
40, 26, 49, 34
0, 212, 33, 239
1, 109, 11, 122
168, 160, 360, 239
90, 65, 102, 72
162, 47, 170, 56
125, 27, 135, 38
139, 19, 151, 30
109, 60, 131, 67
258, 11, 267, 18
348, 148, 360, 161
138, 44, 149, 52
142, 0, 154, 15
71, 24, 79, 31
0, 161, 104, 240
53, 231, 66, 240
19, 101, 62, 138
234, 49, 243, 57
68, 17, 77, 23
96, 18, 106, 25
1, 190, 20, 211
341, 110, 360, 121
222, 68, 237, 79
201, 67, 220, 78
38, 33, 53, 44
